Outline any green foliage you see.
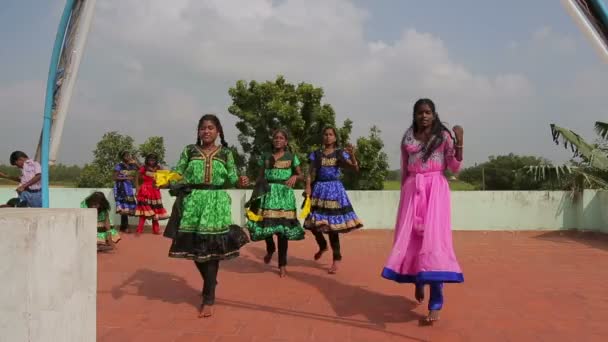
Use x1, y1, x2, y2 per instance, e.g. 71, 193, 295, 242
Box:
228, 75, 388, 189
459, 153, 550, 190
549, 123, 608, 170
138, 136, 166, 164
528, 122, 608, 191
383, 179, 475, 191
226, 145, 247, 174
229, 75, 342, 177
77, 132, 136, 188
0, 165, 18, 178
77, 164, 107, 188
385, 169, 401, 182
595, 121, 608, 141
1, 163, 81, 186
343, 126, 389, 190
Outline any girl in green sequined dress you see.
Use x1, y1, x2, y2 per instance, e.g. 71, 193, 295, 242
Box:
166, 114, 249, 318
246, 129, 305, 277
81, 191, 120, 251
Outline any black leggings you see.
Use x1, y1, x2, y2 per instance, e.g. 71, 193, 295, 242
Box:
194, 260, 219, 305
120, 215, 129, 230
313, 231, 342, 261
265, 235, 288, 267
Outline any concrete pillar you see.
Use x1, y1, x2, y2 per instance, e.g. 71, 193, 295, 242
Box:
0, 209, 96, 342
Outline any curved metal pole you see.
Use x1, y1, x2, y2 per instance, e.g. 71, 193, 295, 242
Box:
41, 0, 76, 208
49, 0, 97, 165
562, 0, 608, 62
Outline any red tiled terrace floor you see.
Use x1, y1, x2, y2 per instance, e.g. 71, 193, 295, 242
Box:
97, 230, 608, 342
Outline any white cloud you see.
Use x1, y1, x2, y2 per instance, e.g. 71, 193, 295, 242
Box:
529, 26, 577, 53
3, 0, 548, 167
75, 0, 538, 167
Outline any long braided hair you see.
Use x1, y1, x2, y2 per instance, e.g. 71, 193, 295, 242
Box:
196, 114, 228, 148
410, 98, 455, 162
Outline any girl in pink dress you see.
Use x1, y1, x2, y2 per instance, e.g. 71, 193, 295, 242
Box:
381, 98, 464, 324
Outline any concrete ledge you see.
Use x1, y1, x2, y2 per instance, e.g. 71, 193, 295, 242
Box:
0, 189, 606, 232
0, 209, 96, 342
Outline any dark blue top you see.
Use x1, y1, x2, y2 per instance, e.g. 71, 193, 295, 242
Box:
309, 150, 350, 181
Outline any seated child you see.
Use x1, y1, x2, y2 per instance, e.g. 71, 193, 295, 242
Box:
81, 192, 121, 250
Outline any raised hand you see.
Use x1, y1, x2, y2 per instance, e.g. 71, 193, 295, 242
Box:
452, 125, 464, 144
344, 143, 356, 156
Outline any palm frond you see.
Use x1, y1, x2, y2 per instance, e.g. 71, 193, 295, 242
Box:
594, 121, 608, 140
527, 164, 608, 189
527, 164, 572, 181
578, 170, 608, 189
550, 124, 608, 170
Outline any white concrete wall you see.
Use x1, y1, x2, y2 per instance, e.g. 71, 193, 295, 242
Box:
0, 188, 607, 232
0, 209, 97, 342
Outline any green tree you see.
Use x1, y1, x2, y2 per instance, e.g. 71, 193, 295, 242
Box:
228, 75, 354, 179
77, 132, 136, 188
49, 164, 82, 184
138, 136, 166, 165
77, 164, 107, 188
459, 153, 550, 190
385, 169, 401, 182
226, 145, 247, 174
1, 163, 82, 186
343, 126, 389, 190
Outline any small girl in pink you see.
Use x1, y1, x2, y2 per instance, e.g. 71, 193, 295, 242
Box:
381, 98, 464, 324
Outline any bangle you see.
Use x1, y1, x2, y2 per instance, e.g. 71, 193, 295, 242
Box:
455, 145, 463, 148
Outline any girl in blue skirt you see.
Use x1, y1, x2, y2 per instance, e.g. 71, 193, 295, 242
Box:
304, 127, 363, 274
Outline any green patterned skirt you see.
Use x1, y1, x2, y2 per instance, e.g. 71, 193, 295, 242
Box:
168, 189, 249, 262
97, 225, 120, 244
246, 183, 305, 241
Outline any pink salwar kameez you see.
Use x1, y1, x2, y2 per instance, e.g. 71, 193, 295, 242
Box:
382, 128, 463, 310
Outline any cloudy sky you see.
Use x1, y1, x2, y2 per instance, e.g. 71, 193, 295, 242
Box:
1, 0, 608, 168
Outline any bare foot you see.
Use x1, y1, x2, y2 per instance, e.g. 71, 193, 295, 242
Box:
314, 248, 327, 260
415, 284, 425, 304
419, 310, 440, 326
328, 261, 340, 274
263, 253, 273, 264
279, 266, 287, 278
202, 305, 214, 317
